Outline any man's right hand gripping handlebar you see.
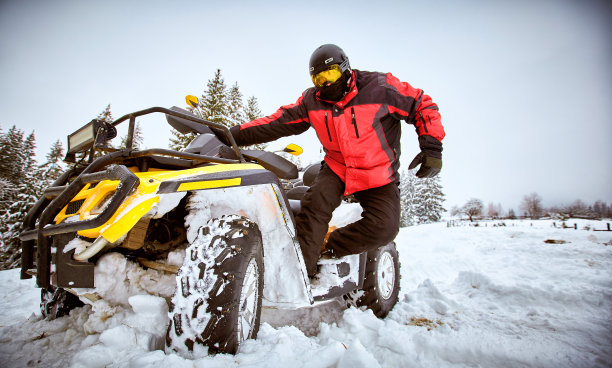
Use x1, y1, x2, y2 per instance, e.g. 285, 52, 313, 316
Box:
408, 135, 443, 178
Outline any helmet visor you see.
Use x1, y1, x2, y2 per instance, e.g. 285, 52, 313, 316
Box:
311, 64, 343, 88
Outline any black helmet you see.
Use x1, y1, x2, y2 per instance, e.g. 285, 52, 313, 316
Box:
309, 44, 351, 76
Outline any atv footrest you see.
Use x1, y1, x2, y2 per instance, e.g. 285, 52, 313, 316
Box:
310, 254, 361, 301
312, 279, 358, 301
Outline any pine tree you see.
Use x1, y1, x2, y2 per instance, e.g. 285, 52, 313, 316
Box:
97, 104, 113, 123
227, 82, 244, 127
170, 69, 228, 151
0, 167, 42, 269
22, 132, 38, 175
399, 169, 418, 227
169, 70, 266, 151
0, 126, 43, 269
0, 177, 13, 223
244, 96, 263, 122
40, 140, 65, 185
400, 170, 446, 226
241, 96, 266, 150
0, 126, 8, 214
0, 126, 26, 227
0, 125, 25, 185
200, 69, 229, 125
414, 174, 446, 224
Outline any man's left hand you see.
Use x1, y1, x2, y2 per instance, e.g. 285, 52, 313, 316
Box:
408, 136, 443, 178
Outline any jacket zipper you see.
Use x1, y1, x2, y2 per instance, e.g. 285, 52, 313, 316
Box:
324, 112, 332, 142
351, 108, 359, 138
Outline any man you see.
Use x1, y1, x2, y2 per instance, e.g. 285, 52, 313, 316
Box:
229, 44, 445, 277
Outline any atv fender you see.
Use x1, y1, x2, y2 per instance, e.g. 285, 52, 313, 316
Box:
186, 183, 313, 308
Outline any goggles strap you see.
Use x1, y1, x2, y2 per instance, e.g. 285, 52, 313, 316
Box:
339, 59, 350, 72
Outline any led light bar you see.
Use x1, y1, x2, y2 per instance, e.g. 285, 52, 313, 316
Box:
67, 120, 98, 154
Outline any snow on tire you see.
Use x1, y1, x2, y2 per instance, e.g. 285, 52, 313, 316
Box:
166, 215, 264, 356
345, 242, 400, 318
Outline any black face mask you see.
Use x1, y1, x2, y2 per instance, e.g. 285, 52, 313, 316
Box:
318, 74, 349, 101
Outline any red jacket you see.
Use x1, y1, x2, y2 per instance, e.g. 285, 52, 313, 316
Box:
230, 70, 445, 195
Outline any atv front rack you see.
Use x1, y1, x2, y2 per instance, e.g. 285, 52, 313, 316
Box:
19, 106, 248, 287
65, 106, 246, 164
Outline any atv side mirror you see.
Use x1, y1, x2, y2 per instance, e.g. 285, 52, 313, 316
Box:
186, 95, 199, 108
282, 144, 303, 156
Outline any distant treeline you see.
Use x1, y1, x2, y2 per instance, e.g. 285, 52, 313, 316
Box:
450, 193, 611, 222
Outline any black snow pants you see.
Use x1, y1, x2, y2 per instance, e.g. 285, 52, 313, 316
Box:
295, 163, 401, 277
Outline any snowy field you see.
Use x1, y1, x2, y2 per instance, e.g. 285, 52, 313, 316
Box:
0, 219, 611, 367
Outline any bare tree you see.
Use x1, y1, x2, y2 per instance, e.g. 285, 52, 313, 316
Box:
450, 205, 461, 217
487, 202, 502, 219
566, 199, 590, 217
507, 208, 516, 219
592, 200, 609, 219
462, 198, 483, 222
520, 192, 543, 219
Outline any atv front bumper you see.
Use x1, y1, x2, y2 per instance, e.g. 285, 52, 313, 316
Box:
20, 165, 140, 287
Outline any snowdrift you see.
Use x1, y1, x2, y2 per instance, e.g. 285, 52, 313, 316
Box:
1, 219, 611, 367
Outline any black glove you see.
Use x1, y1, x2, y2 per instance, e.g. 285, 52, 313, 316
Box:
408, 135, 443, 178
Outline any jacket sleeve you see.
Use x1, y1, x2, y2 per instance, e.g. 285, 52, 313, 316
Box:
384, 73, 445, 143
229, 95, 311, 146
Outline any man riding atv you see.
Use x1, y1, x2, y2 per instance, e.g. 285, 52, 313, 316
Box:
227, 44, 446, 278
18, 43, 445, 356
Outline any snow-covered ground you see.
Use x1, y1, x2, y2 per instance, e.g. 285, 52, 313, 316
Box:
1, 219, 611, 367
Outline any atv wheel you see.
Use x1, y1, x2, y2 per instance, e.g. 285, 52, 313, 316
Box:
167, 215, 264, 356
346, 242, 400, 318
41, 285, 84, 319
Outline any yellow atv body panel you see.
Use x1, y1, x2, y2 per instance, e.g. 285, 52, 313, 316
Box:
55, 163, 264, 243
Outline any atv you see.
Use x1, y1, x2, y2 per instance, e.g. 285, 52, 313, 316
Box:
19, 97, 401, 356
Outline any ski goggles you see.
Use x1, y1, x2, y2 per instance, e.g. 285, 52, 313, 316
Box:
311, 64, 343, 88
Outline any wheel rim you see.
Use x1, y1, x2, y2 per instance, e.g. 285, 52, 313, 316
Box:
377, 251, 395, 300
237, 258, 259, 343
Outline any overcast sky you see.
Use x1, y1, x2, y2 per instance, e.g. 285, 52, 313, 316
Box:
1, 0, 610, 213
